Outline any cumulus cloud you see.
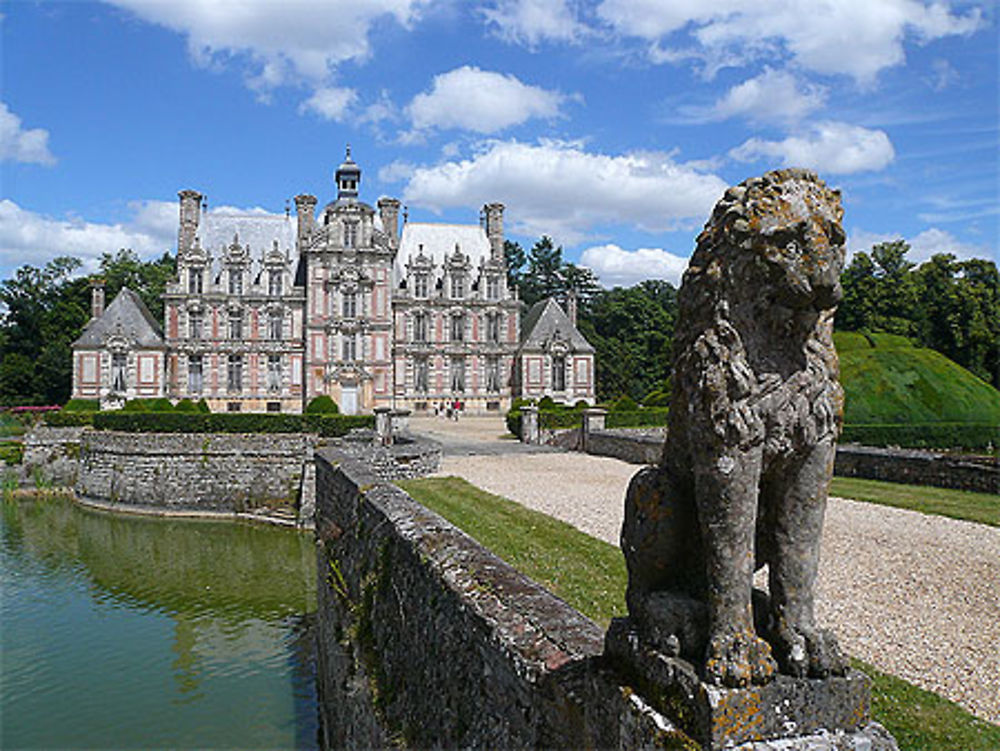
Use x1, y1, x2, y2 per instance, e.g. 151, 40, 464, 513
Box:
406, 66, 571, 134
730, 121, 895, 174
682, 68, 827, 124
481, 0, 588, 46
299, 86, 358, 121
396, 139, 728, 243
848, 226, 988, 264
580, 243, 690, 287
596, 0, 982, 83
106, 0, 425, 94
0, 102, 56, 166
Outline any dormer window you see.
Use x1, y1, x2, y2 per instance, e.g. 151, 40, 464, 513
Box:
486, 276, 499, 300
229, 269, 243, 295
343, 222, 358, 248
268, 269, 282, 296
188, 268, 203, 295
414, 273, 429, 299
451, 274, 465, 299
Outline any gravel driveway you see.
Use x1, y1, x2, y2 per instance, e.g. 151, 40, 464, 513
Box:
413, 416, 1000, 725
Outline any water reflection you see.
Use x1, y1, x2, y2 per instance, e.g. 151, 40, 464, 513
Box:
1, 494, 318, 749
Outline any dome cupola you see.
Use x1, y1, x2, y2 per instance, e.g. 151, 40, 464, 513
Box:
335, 145, 361, 201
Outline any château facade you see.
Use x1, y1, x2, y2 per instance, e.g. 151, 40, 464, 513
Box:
72, 151, 596, 414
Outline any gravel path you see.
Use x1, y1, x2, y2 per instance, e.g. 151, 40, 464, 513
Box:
418, 417, 1000, 725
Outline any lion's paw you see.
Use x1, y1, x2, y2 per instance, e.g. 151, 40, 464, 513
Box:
772, 626, 847, 679
703, 628, 777, 688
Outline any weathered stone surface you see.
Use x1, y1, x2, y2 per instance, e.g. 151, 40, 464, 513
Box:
320, 432, 441, 481
835, 444, 998, 494
621, 169, 851, 692
21, 426, 85, 486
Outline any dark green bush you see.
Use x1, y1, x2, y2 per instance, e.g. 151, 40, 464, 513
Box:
62, 399, 100, 412
305, 395, 340, 414
574, 400, 590, 409
506, 408, 522, 438
539, 410, 583, 429
0, 441, 24, 465
841, 423, 999, 451
606, 408, 669, 428
538, 396, 557, 411
610, 395, 638, 412
90, 411, 373, 436
43, 411, 95, 427
196, 398, 211, 413
174, 398, 200, 413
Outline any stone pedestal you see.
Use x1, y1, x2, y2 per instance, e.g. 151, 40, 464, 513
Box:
604, 617, 897, 750
520, 405, 539, 445
581, 407, 607, 452
374, 407, 392, 446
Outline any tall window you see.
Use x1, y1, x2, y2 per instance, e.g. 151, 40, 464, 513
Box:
343, 222, 358, 248
267, 355, 282, 392
229, 269, 243, 295
486, 276, 499, 300
227, 355, 243, 393
268, 269, 282, 296
414, 358, 429, 393
450, 274, 465, 299
229, 314, 243, 340
552, 355, 566, 391
413, 273, 429, 299
413, 312, 428, 343
188, 268, 203, 295
450, 357, 465, 393
111, 353, 127, 392
342, 335, 357, 362
342, 291, 357, 318
189, 312, 202, 340
486, 356, 501, 392
188, 355, 203, 394
451, 314, 464, 342
269, 313, 283, 340
487, 313, 501, 343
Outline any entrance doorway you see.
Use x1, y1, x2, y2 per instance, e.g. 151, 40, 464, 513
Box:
341, 384, 358, 415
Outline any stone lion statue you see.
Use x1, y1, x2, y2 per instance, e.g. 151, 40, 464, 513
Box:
621, 169, 849, 688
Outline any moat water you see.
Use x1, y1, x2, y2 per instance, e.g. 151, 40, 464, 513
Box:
0, 494, 319, 749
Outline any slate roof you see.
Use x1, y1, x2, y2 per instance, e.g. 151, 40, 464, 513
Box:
519, 298, 594, 353
394, 222, 492, 282
73, 288, 166, 350
198, 212, 297, 255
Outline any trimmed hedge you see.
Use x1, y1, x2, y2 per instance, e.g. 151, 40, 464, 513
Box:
841, 423, 999, 451
306, 395, 340, 414
606, 408, 669, 428
63, 399, 100, 412
539, 410, 584, 430
43, 411, 96, 427
90, 411, 374, 437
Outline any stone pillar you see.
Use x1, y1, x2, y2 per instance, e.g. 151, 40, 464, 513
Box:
374, 406, 392, 446
294, 194, 318, 252
581, 408, 606, 453
390, 408, 411, 437
178, 189, 203, 255
90, 278, 106, 320
378, 198, 401, 248
483, 202, 504, 262
520, 405, 539, 445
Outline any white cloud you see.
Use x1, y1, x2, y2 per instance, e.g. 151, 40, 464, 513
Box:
482, 0, 588, 46
684, 68, 827, 124
406, 66, 571, 134
0, 199, 176, 274
0, 102, 56, 166
106, 0, 425, 91
848, 226, 988, 264
399, 139, 728, 243
730, 121, 895, 174
299, 86, 358, 121
596, 0, 982, 83
580, 243, 690, 287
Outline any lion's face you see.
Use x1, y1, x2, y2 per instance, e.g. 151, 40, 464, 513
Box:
758, 220, 845, 312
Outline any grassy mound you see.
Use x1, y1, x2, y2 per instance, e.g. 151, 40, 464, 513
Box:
835, 332, 1000, 426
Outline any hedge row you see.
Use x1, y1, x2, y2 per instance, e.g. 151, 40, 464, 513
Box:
606, 408, 670, 428
43, 411, 96, 427
89, 411, 374, 437
841, 423, 999, 451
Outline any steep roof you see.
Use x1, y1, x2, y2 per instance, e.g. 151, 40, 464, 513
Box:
73, 288, 166, 350
519, 298, 594, 353
394, 222, 492, 282
198, 212, 297, 255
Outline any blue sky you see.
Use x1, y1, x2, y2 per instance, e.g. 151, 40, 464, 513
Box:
1, 0, 996, 286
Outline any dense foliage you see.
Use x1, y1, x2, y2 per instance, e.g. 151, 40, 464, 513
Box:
0, 250, 176, 406
89, 411, 373, 436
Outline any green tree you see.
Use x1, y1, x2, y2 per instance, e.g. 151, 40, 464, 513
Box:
503, 239, 526, 293
99, 248, 177, 320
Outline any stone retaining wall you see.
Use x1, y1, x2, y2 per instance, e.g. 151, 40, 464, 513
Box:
76, 430, 315, 515
584, 427, 665, 464
21, 425, 86, 486
834, 445, 998, 494
322, 431, 441, 481
313, 451, 686, 749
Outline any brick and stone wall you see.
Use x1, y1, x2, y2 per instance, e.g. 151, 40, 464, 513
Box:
834, 445, 998, 494
76, 430, 314, 513
313, 451, 689, 749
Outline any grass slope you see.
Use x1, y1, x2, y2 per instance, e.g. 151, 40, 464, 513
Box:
399, 476, 999, 750
834, 332, 1000, 426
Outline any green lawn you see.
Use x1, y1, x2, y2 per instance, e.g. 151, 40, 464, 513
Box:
399, 475, 999, 751
830, 477, 999, 527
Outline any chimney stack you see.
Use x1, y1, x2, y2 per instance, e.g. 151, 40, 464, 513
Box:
566, 290, 578, 327
484, 203, 504, 261
378, 197, 401, 248
178, 190, 203, 256
90, 278, 106, 320
294, 194, 318, 252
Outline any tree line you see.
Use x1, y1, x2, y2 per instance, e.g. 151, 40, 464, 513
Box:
1, 239, 996, 407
